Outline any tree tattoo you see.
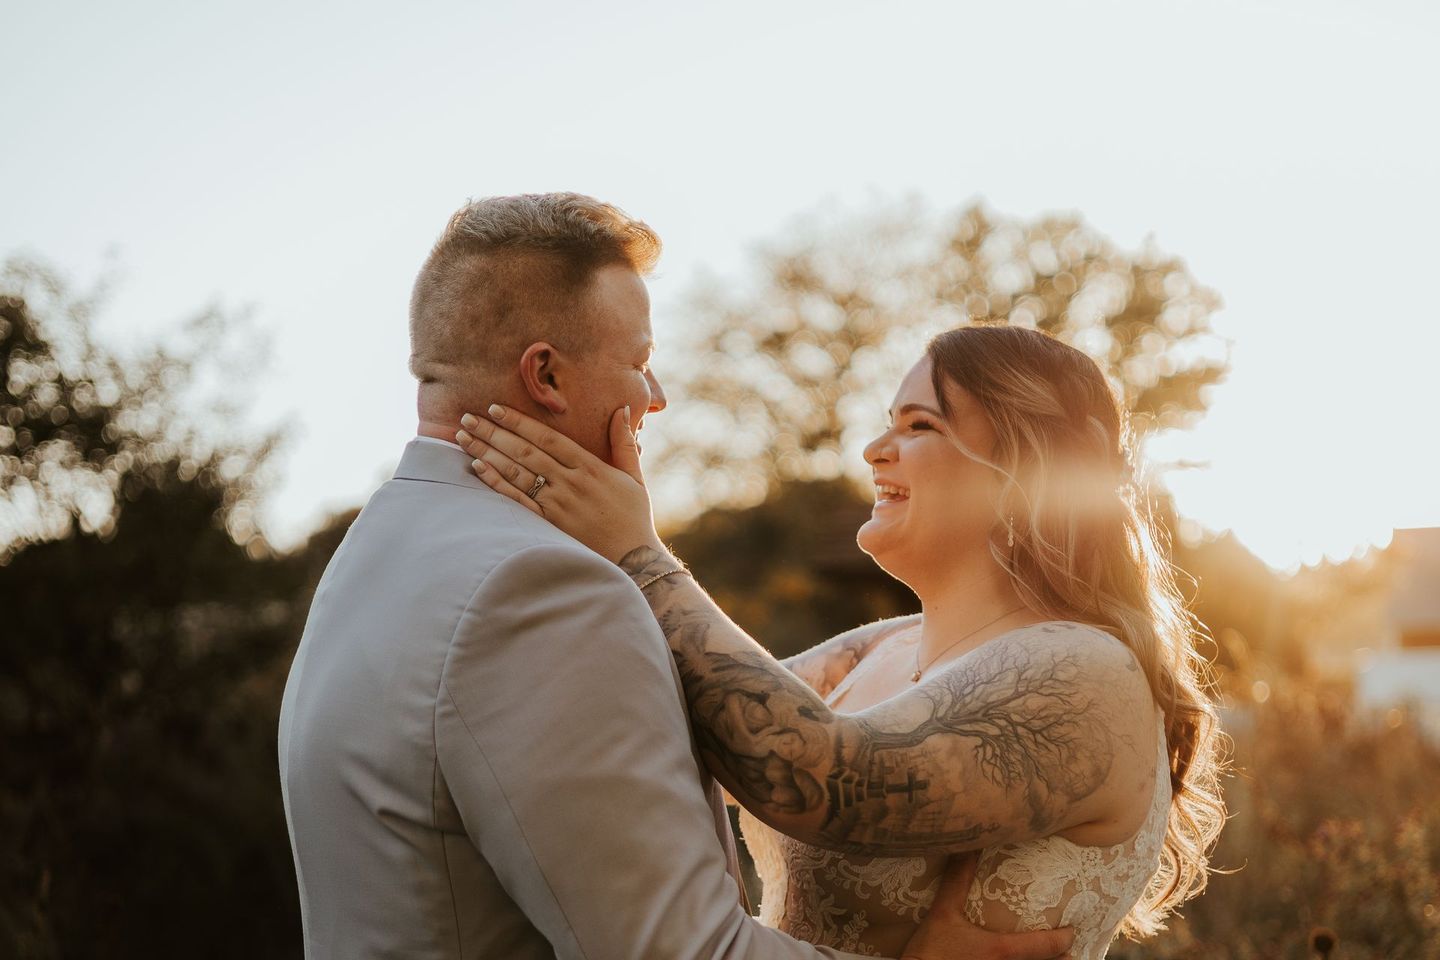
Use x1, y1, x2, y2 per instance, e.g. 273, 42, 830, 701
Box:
620, 546, 1133, 857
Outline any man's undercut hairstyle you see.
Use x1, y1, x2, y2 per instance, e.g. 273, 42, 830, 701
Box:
408, 193, 661, 386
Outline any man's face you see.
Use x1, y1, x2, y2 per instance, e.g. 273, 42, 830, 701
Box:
554, 263, 667, 463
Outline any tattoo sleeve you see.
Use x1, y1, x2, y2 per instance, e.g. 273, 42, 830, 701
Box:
620, 546, 1136, 857
781, 613, 921, 698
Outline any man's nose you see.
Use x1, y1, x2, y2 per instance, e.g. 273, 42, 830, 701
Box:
646, 369, 667, 413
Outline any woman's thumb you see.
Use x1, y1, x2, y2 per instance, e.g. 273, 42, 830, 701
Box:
610, 406, 644, 482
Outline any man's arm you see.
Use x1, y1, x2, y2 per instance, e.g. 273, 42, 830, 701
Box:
621, 546, 1152, 859
781, 614, 921, 698
435, 542, 869, 960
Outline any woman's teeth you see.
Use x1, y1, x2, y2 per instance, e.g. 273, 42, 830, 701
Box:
875, 484, 909, 502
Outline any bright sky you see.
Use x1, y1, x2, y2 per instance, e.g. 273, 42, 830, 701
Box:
3, 0, 1437, 572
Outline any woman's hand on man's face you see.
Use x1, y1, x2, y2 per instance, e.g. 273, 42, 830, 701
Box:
455, 403, 665, 565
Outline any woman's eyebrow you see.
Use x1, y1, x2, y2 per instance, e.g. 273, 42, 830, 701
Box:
885, 402, 944, 425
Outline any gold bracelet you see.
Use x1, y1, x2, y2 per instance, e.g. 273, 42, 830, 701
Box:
635, 567, 691, 591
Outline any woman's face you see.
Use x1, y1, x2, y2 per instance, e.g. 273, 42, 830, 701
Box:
856, 357, 1004, 582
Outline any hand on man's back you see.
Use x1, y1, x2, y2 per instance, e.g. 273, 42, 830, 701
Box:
900, 854, 1075, 960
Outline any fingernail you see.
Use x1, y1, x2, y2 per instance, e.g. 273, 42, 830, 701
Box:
623, 405, 631, 422
456, 429, 471, 444
472, 459, 484, 472
461, 413, 478, 430
488, 403, 504, 419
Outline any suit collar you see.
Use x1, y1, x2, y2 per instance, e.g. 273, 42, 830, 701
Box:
393, 438, 490, 492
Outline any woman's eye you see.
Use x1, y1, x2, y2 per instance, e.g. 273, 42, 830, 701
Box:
908, 420, 936, 432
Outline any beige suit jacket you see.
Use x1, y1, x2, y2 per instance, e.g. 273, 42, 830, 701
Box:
279, 439, 866, 959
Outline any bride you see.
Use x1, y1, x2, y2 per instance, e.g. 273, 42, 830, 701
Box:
455, 323, 1225, 959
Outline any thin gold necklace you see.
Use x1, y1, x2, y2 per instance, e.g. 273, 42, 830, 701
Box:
911, 607, 1026, 682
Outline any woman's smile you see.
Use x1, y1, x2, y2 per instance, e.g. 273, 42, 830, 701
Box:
873, 481, 910, 510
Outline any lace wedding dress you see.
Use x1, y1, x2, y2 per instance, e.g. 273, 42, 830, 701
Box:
739, 626, 1171, 959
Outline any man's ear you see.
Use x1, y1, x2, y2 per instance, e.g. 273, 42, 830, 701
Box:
518, 341, 568, 415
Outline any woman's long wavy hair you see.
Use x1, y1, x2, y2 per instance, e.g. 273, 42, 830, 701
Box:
926, 323, 1225, 938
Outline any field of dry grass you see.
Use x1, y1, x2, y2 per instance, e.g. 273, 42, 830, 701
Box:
1115, 679, 1440, 960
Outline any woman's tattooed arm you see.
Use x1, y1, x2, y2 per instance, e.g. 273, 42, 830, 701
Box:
622, 546, 1151, 857
781, 613, 921, 697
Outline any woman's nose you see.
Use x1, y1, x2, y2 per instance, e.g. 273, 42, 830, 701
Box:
864, 430, 893, 465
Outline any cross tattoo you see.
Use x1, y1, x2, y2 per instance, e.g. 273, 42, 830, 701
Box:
884, 769, 930, 803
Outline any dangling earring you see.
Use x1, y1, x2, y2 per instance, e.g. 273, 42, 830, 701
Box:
1007, 514, 1016, 548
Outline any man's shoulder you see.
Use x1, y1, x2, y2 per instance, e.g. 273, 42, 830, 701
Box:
308, 477, 598, 634
362, 474, 581, 559
441, 532, 669, 701
471, 539, 644, 616
355, 479, 643, 617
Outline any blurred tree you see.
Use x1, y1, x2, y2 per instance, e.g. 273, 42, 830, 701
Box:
650, 198, 1228, 513
0, 259, 346, 958
664, 472, 1272, 670
0, 260, 274, 559
666, 478, 916, 660
654, 199, 1232, 656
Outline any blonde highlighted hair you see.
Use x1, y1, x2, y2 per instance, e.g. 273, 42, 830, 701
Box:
926, 323, 1225, 938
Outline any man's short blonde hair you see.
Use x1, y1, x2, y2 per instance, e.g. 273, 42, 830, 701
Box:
408, 193, 661, 384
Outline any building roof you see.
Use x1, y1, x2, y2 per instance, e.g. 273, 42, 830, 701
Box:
1389, 527, 1440, 626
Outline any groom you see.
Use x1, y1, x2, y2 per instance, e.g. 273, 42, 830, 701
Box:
278, 193, 1074, 959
